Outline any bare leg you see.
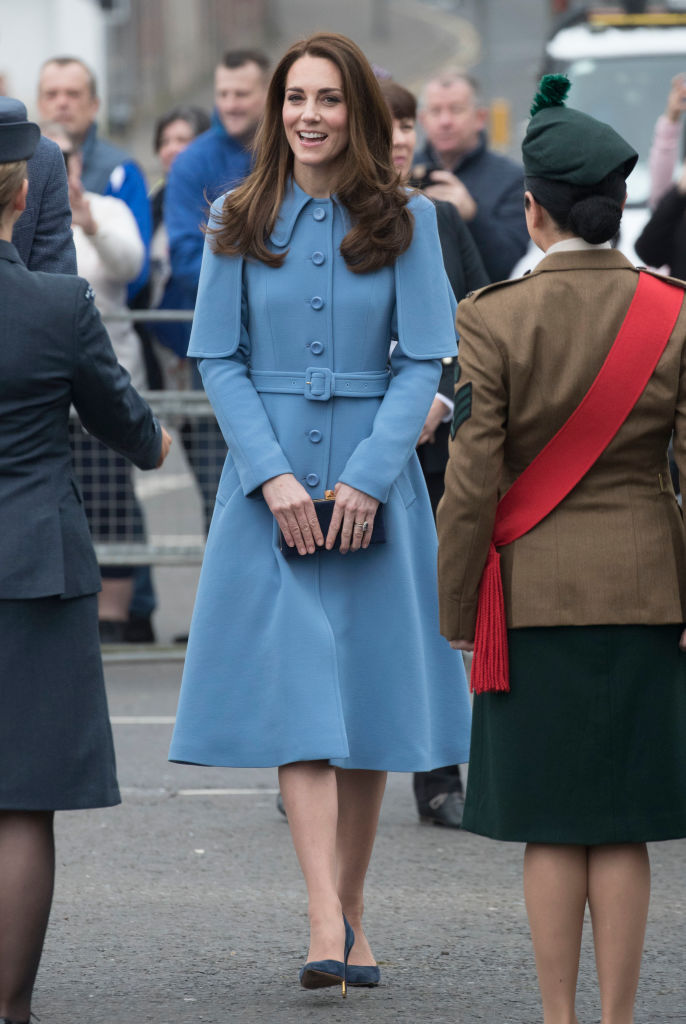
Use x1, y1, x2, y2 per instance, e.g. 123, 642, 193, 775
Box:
335, 768, 387, 966
587, 843, 650, 1024
523, 843, 587, 1024
278, 761, 345, 962
0, 811, 55, 1021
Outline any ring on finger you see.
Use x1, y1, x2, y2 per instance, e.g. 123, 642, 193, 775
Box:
354, 521, 369, 533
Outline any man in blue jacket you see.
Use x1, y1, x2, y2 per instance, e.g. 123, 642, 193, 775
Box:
414, 72, 529, 282
165, 48, 269, 305
163, 50, 269, 550
37, 56, 151, 300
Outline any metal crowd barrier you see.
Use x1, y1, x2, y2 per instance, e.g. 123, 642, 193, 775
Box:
70, 308, 227, 567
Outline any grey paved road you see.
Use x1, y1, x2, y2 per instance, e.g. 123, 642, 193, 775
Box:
33, 660, 686, 1023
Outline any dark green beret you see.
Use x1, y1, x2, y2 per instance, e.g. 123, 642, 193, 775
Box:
522, 75, 637, 185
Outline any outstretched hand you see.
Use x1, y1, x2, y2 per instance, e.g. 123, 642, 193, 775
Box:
156, 427, 172, 468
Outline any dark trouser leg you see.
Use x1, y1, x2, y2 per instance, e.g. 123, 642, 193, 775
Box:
0, 811, 55, 1021
414, 468, 463, 816
413, 764, 463, 805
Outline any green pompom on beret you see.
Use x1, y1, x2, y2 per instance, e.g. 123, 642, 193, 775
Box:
522, 74, 638, 185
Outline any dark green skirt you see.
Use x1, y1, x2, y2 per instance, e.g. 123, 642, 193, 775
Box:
462, 625, 686, 844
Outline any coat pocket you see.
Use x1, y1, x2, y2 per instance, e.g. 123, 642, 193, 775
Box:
394, 466, 416, 509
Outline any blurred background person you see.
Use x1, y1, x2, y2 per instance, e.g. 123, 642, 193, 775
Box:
647, 72, 686, 212
37, 55, 151, 300
636, 74, 686, 281
164, 51, 269, 538
0, 98, 169, 1024
380, 78, 488, 828
414, 71, 528, 282
136, 104, 210, 391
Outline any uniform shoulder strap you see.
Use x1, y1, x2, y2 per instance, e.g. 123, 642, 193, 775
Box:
494, 272, 684, 546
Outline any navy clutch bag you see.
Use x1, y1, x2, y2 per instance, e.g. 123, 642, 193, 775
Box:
279, 498, 386, 558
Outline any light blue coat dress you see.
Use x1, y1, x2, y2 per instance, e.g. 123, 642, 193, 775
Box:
169, 180, 471, 770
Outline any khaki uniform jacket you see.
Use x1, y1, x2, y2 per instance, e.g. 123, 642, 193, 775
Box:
436, 247, 686, 642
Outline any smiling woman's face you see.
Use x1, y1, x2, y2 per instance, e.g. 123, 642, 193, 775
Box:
282, 54, 349, 193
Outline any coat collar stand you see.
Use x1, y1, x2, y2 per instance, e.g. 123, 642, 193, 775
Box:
269, 177, 334, 247
0, 239, 22, 264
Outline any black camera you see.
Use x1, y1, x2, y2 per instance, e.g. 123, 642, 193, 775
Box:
408, 161, 440, 190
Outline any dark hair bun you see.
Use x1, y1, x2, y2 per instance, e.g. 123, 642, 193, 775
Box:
567, 195, 622, 245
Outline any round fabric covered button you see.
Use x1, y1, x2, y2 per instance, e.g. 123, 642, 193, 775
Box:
313, 207, 326, 221
312, 251, 325, 266
306, 473, 320, 487
310, 296, 324, 310
309, 340, 324, 355
308, 429, 322, 444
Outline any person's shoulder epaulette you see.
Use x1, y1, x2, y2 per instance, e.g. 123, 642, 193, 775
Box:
462, 272, 535, 304
636, 265, 686, 291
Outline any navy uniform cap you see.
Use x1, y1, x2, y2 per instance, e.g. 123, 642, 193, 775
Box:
522, 75, 638, 185
0, 97, 41, 162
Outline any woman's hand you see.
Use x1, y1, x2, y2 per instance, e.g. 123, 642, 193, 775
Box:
326, 482, 379, 553
666, 73, 686, 123
679, 628, 686, 651
417, 396, 448, 446
450, 640, 474, 652
156, 427, 173, 468
262, 473, 324, 555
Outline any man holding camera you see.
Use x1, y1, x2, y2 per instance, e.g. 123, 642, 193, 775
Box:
414, 72, 528, 282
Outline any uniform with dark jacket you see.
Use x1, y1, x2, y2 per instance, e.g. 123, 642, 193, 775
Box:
412, 198, 488, 825
0, 240, 161, 809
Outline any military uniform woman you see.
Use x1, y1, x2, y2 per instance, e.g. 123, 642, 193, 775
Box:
169, 33, 471, 993
437, 77, 686, 1023
0, 99, 170, 1023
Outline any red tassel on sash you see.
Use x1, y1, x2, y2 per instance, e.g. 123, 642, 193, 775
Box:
466, 272, 683, 696
471, 543, 510, 694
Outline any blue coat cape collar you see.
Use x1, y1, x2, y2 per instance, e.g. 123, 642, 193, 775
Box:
270, 178, 345, 247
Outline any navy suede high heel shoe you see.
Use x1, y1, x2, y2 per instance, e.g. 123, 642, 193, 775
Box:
346, 963, 381, 987
299, 915, 355, 997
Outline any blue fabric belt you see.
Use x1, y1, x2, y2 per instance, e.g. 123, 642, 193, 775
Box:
249, 367, 391, 401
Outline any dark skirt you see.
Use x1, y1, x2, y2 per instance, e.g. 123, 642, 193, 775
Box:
462, 625, 686, 844
0, 594, 120, 811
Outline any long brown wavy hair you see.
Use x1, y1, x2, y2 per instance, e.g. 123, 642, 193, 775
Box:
210, 32, 414, 274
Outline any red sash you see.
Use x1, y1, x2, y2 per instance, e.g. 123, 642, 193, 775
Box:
471, 272, 684, 695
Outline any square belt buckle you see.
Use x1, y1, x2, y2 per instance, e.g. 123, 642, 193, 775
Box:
304, 367, 333, 401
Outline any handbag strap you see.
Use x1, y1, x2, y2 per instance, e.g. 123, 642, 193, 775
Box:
494, 271, 684, 548
472, 271, 684, 695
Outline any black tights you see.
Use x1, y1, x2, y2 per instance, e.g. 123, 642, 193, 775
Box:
0, 811, 55, 1022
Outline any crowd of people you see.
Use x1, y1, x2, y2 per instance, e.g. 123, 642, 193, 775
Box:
1, 29, 686, 1024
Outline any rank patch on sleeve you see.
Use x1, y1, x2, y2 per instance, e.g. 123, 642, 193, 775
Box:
84, 284, 95, 302
450, 382, 472, 439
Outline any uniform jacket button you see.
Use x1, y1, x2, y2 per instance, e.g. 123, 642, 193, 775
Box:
309, 340, 324, 355
312, 251, 325, 266
310, 296, 324, 310
308, 429, 322, 443
313, 207, 326, 221
306, 472, 320, 487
